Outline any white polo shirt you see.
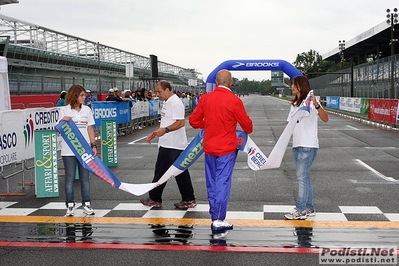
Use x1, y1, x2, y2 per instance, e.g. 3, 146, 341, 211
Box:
59, 104, 95, 156
287, 103, 320, 148
158, 94, 187, 150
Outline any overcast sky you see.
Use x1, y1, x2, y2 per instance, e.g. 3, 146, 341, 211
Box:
1, 0, 398, 81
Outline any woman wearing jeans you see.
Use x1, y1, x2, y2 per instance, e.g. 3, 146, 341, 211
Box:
59, 85, 97, 216
285, 76, 329, 220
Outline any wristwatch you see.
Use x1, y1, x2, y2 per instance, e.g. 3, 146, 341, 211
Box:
165, 127, 170, 133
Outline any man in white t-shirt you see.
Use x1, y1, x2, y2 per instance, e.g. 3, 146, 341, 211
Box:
140, 80, 196, 209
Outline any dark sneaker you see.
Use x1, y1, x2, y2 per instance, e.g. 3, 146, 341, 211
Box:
140, 198, 162, 208
211, 220, 233, 232
174, 199, 197, 210
285, 209, 307, 220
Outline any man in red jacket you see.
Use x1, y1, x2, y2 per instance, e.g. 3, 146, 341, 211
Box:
189, 69, 253, 232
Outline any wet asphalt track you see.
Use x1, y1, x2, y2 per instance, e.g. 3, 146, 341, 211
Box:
1, 95, 399, 265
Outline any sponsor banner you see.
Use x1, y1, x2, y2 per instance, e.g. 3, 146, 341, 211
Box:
148, 99, 159, 117
56, 120, 122, 188
326, 96, 340, 109
0, 108, 60, 167
340, 97, 362, 113
319, 247, 397, 265
24, 107, 60, 158
242, 91, 311, 170
397, 102, 399, 125
340, 97, 347, 111
173, 130, 204, 171
368, 99, 398, 125
101, 120, 118, 166
124, 91, 313, 195
91, 101, 131, 127
131, 101, 149, 120
56, 92, 312, 196
360, 98, 369, 115
352, 98, 362, 113
0, 110, 25, 166
34, 130, 59, 198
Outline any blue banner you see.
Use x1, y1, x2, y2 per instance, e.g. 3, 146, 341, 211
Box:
56, 120, 122, 188
173, 130, 204, 170
326, 96, 340, 109
91, 101, 131, 127
191, 96, 199, 109
55, 91, 311, 196
148, 99, 159, 117
206, 59, 303, 92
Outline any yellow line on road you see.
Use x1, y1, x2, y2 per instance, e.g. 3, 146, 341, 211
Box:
1, 216, 399, 229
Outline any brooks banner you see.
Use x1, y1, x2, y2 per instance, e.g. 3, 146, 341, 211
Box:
56, 92, 311, 196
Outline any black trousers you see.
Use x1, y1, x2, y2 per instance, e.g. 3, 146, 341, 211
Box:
149, 146, 195, 202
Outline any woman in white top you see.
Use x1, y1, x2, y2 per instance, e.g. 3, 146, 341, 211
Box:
59, 85, 97, 216
284, 76, 329, 220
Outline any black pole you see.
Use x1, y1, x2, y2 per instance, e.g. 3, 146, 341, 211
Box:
350, 57, 354, 97
390, 13, 395, 99
97, 42, 101, 94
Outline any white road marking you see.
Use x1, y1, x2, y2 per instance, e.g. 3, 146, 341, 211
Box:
128, 136, 147, 144
346, 125, 359, 130
355, 159, 396, 181
364, 147, 397, 150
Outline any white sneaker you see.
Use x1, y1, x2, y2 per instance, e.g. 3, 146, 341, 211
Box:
306, 208, 316, 217
285, 209, 307, 220
211, 220, 233, 231
66, 203, 75, 216
83, 202, 95, 215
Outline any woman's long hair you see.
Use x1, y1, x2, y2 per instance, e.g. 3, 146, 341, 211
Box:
290, 76, 311, 107
65, 85, 85, 108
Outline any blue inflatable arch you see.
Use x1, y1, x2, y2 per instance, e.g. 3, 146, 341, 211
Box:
205, 59, 303, 92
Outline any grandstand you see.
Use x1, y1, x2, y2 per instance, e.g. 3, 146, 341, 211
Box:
313, 20, 398, 99
0, 14, 203, 107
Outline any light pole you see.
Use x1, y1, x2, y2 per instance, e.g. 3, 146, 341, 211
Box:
339, 40, 345, 63
386, 8, 398, 99
338, 40, 345, 96
338, 40, 354, 97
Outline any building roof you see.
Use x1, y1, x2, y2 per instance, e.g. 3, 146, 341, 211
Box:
0, 0, 19, 6
322, 21, 398, 63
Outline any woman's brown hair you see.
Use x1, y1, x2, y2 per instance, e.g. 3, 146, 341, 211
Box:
65, 85, 85, 108
290, 76, 311, 107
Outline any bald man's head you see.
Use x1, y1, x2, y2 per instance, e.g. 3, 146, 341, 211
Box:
216, 69, 233, 87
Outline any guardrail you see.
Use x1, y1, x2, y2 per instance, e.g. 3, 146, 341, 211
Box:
0, 110, 188, 197
0, 159, 35, 196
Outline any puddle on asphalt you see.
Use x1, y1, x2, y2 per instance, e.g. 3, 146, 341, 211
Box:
1, 223, 398, 247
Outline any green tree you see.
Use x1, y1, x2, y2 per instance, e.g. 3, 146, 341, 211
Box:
293, 49, 338, 78
293, 49, 322, 77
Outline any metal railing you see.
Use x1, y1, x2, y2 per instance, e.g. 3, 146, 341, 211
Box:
310, 55, 399, 99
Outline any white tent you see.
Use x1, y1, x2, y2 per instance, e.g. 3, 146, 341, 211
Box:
0, 56, 11, 111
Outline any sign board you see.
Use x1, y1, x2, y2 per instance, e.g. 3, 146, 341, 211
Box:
271, 71, 285, 87
101, 120, 118, 166
34, 130, 59, 198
